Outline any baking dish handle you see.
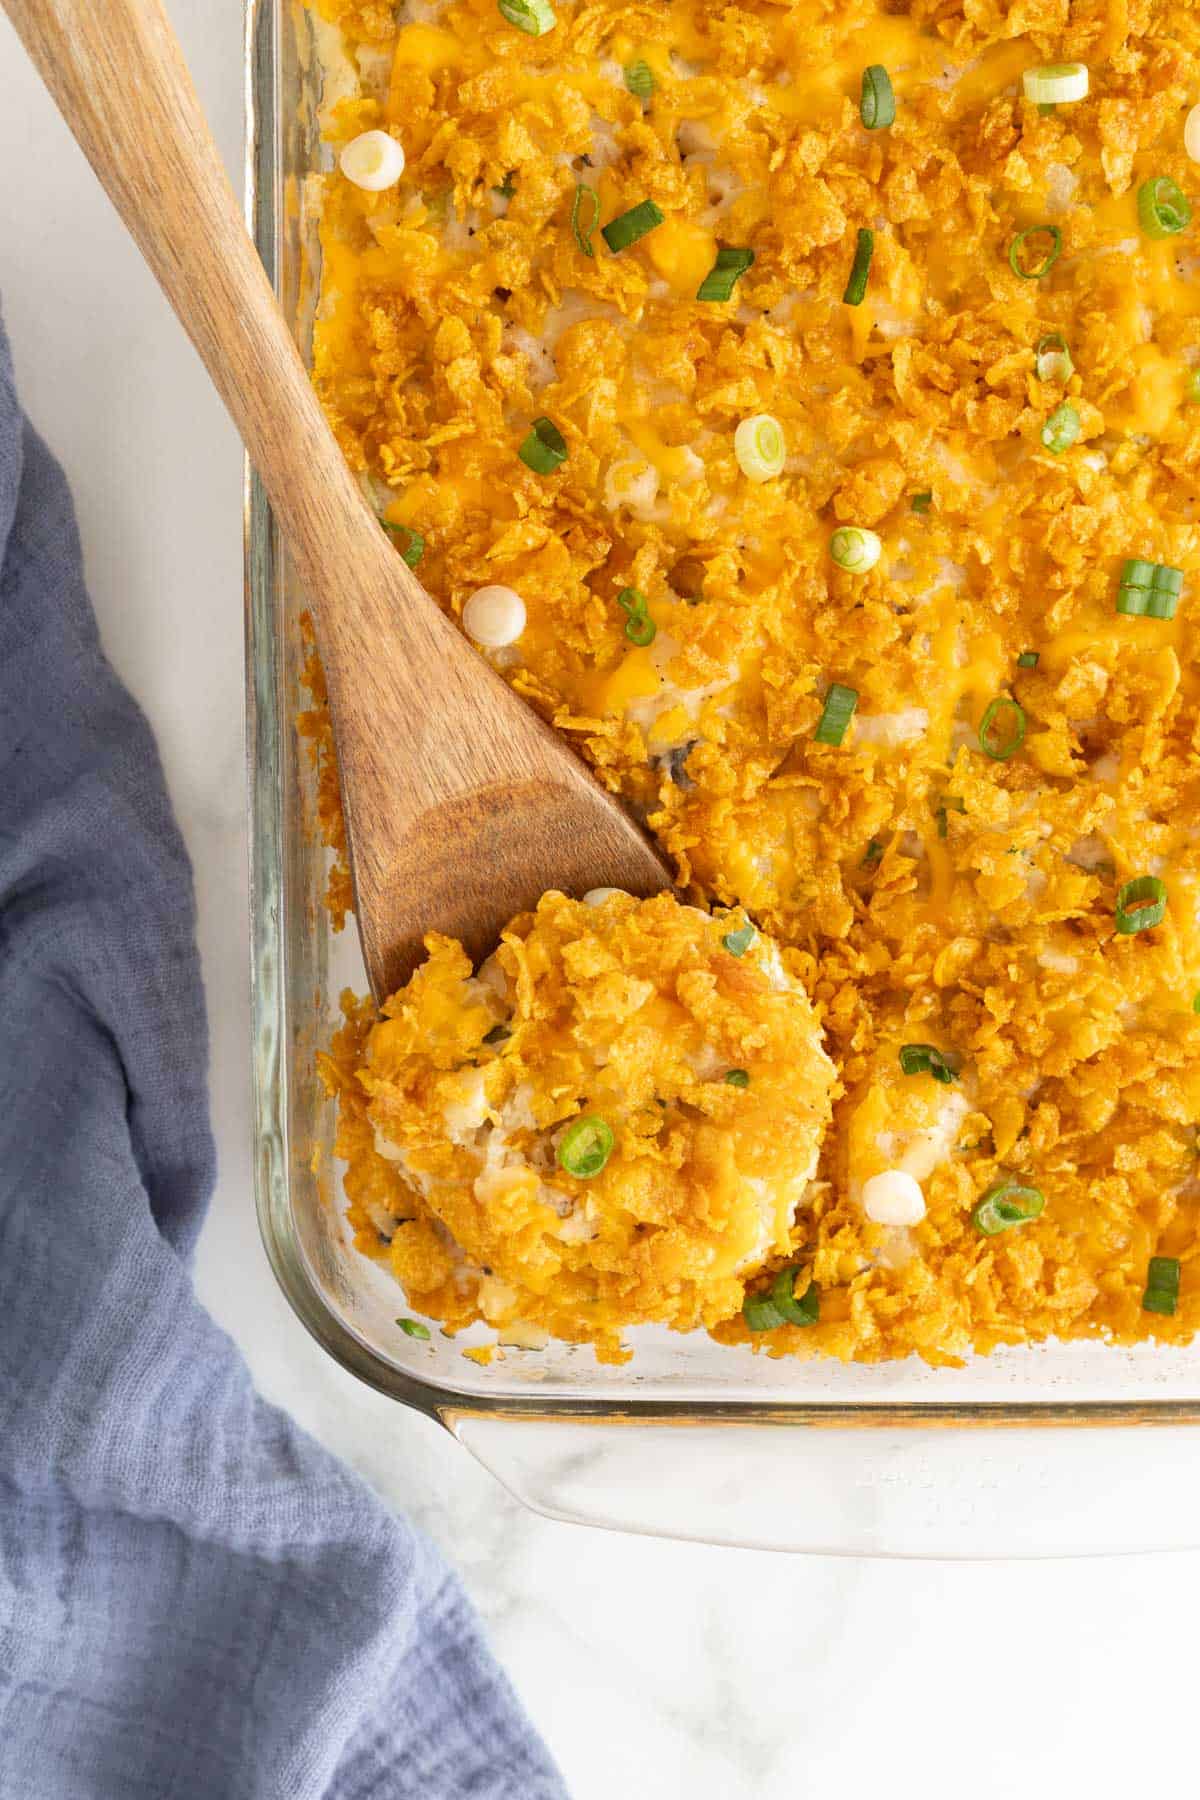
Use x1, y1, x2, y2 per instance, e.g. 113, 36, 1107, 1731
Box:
452, 1414, 1200, 1556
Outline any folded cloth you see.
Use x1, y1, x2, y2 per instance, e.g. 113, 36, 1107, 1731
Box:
0, 310, 568, 1800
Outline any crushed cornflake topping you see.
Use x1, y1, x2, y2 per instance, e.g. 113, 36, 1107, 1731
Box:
308, 0, 1200, 1365
319, 893, 836, 1363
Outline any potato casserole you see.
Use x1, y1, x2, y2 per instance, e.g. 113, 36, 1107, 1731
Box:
305, 0, 1200, 1365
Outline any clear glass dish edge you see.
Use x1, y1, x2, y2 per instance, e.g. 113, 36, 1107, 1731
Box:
241, 0, 1200, 1434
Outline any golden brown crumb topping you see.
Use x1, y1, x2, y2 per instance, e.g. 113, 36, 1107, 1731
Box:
309, 0, 1200, 1361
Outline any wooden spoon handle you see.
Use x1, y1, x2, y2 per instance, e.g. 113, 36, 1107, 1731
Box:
7, 0, 675, 999
3, 0, 447, 686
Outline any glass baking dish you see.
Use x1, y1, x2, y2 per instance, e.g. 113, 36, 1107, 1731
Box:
244, 0, 1200, 1554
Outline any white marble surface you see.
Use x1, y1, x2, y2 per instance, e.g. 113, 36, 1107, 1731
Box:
4, 6, 1200, 1794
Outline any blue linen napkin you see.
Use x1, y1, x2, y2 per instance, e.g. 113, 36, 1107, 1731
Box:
0, 309, 568, 1800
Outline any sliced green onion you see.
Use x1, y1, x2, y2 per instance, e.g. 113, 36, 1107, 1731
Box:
1193, 991, 1200, 1014
862, 837, 884, 865
601, 199, 664, 253
1116, 558, 1183, 620
616, 586, 656, 646
1041, 401, 1080, 455
571, 183, 598, 257
734, 413, 786, 482
1142, 1255, 1181, 1316
979, 695, 1026, 761
910, 490, 932, 513
972, 1177, 1046, 1236
1034, 332, 1073, 382
497, 0, 556, 34
1008, 224, 1062, 280
493, 172, 517, 200
724, 1068, 751, 1088
397, 1317, 431, 1339
1022, 62, 1088, 104
557, 1115, 615, 1178
743, 1291, 784, 1332
843, 227, 874, 305
830, 526, 882, 573
696, 246, 754, 302
1115, 875, 1167, 934
1118, 556, 1159, 587
1118, 587, 1179, 619
721, 921, 756, 957
860, 65, 896, 130
1187, 369, 1200, 404
1017, 649, 1040, 668
1137, 175, 1192, 240
814, 682, 858, 745
624, 59, 655, 99
518, 415, 568, 474
898, 1043, 959, 1084
770, 1267, 819, 1326
383, 521, 425, 567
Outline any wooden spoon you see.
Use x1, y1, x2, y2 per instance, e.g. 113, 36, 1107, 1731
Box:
4, 0, 671, 1000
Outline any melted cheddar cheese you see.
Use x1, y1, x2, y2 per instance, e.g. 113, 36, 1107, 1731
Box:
308, 0, 1200, 1365
320, 893, 836, 1361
